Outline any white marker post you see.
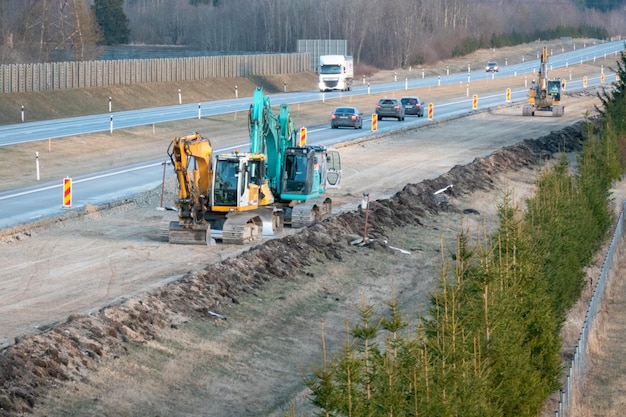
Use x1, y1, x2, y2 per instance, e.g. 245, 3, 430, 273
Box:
35, 152, 40, 181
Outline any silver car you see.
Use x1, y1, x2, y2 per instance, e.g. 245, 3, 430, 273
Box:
485, 61, 499, 72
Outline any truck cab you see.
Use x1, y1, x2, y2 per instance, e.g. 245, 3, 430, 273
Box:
318, 55, 354, 92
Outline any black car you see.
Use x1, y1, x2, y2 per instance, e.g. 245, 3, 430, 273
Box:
401, 96, 424, 117
331, 107, 363, 129
375, 98, 405, 121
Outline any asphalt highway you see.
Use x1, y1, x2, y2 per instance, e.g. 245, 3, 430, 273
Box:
0, 40, 623, 230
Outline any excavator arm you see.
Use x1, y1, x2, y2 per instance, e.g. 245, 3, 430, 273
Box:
166, 133, 215, 244
522, 46, 564, 117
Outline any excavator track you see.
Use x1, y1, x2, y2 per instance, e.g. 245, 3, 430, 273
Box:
168, 221, 213, 245
290, 198, 332, 228
221, 215, 263, 245
220, 209, 283, 244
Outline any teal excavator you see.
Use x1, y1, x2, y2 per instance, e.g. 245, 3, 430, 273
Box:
167, 88, 341, 245
246, 87, 342, 228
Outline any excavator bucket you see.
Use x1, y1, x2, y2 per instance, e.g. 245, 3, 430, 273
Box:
168, 221, 214, 245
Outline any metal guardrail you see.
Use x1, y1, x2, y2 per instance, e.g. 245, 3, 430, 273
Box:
0, 53, 311, 94
554, 199, 625, 416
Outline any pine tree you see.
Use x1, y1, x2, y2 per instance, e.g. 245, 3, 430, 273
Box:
597, 46, 626, 121
92, 0, 130, 45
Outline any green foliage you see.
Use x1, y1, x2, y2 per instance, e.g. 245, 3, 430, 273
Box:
524, 155, 603, 319
92, 0, 130, 45
409, 54, 426, 67
574, 0, 625, 12
452, 37, 488, 57
454, 26, 609, 56
598, 45, 626, 130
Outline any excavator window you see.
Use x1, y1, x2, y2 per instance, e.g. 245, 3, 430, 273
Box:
249, 160, 264, 186
548, 80, 561, 100
215, 161, 237, 189
214, 160, 239, 205
284, 154, 309, 193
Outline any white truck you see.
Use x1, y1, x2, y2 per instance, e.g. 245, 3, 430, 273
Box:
318, 55, 353, 92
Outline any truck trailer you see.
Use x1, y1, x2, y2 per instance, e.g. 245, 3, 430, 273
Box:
318, 55, 353, 92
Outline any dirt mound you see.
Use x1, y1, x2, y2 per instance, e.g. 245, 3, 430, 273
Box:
0, 121, 588, 415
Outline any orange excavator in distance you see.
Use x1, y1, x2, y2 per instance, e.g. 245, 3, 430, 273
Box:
522, 46, 564, 117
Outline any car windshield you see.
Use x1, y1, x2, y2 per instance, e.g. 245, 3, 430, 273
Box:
402, 98, 417, 105
380, 100, 396, 105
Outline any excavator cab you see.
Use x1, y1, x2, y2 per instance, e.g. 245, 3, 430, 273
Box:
212, 153, 268, 210
282, 147, 316, 196
547, 79, 561, 101
213, 157, 242, 206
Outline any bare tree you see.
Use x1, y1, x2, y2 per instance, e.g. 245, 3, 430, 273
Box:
107, 0, 626, 68
13, 0, 101, 62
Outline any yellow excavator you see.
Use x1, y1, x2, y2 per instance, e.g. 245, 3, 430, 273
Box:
166, 133, 280, 245
522, 46, 564, 117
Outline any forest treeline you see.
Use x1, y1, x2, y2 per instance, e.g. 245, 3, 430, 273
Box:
0, 0, 624, 68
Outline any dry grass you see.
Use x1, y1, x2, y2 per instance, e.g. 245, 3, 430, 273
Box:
570, 237, 626, 416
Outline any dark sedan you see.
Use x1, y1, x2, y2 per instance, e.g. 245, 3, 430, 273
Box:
401, 96, 424, 117
331, 107, 363, 129
375, 98, 405, 121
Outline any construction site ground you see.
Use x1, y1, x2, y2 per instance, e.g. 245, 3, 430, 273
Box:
0, 40, 624, 416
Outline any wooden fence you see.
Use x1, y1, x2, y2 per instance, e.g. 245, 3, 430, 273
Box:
0, 53, 311, 94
